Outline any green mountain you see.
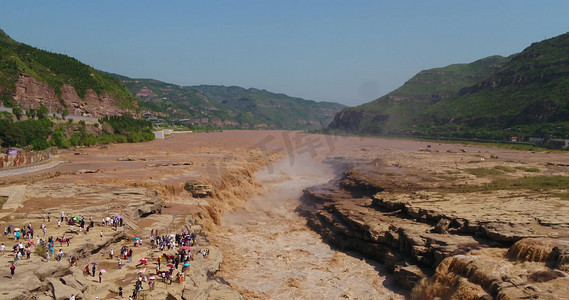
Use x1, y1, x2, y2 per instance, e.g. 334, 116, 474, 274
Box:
108, 76, 230, 121
112, 75, 346, 129
329, 55, 510, 134
0, 29, 137, 116
422, 32, 569, 139
189, 85, 346, 129
330, 31, 569, 141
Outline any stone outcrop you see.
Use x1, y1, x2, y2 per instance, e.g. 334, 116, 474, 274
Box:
181, 247, 243, 300
14, 74, 60, 111
298, 160, 569, 298
184, 180, 214, 198
14, 73, 136, 118
47, 277, 83, 300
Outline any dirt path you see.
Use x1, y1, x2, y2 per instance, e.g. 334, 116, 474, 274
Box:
0, 185, 26, 219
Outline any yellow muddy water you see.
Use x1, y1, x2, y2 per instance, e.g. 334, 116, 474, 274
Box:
213, 155, 405, 299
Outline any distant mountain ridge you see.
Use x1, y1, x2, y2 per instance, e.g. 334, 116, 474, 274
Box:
330, 31, 569, 140
0, 28, 345, 129
0, 29, 138, 117
112, 74, 346, 130
329, 55, 510, 135
189, 85, 345, 129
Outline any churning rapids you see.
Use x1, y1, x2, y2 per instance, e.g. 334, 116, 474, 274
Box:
213, 154, 405, 299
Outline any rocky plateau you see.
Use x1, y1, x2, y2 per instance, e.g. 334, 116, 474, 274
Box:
298, 142, 569, 299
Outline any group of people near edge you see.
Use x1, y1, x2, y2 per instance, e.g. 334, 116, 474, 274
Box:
121, 230, 210, 299
2, 212, 125, 282
2, 210, 212, 299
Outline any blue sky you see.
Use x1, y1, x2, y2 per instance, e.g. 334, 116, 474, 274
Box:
1, 1, 568, 106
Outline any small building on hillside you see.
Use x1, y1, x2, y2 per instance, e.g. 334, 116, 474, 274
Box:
153, 129, 175, 139
153, 130, 165, 139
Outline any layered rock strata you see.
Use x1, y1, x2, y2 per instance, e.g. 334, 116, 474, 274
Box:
298, 162, 569, 299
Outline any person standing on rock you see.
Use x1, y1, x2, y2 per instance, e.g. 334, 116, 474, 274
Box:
57, 249, 64, 261
9, 263, 15, 279
110, 248, 114, 259
118, 256, 122, 269
85, 264, 90, 276
99, 270, 102, 283
92, 264, 96, 277
1, 243, 4, 256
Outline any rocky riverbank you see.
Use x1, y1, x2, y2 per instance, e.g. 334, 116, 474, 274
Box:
3, 131, 569, 299
298, 148, 569, 299
0, 131, 279, 299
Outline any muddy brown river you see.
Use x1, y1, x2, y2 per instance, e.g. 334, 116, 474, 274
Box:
213, 154, 405, 299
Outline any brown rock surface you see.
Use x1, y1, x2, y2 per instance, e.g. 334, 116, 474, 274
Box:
2, 131, 569, 299
0, 131, 277, 299
13, 73, 136, 117
297, 138, 569, 298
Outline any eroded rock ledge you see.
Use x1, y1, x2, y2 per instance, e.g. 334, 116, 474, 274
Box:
298, 165, 569, 299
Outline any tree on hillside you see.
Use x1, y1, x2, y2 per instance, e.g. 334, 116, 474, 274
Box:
12, 106, 22, 120
0, 118, 25, 147
37, 103, 48, 120
26, 108, 36, 120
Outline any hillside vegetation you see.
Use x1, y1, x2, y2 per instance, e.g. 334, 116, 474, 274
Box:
330, 31, 569, 141
190, 85, 345, 129
0, 111, 154, 150
0, 29, 137, 110
422, 32, 569, 139
112, 74, 346, 130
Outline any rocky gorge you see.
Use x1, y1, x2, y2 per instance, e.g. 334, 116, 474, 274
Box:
2, 131, 569, 299
298, 141, 569, 299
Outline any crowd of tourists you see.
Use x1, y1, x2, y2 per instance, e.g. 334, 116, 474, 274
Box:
1, 212, 124, 280
125, 230, 209, 299
1, 211, 213, 299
